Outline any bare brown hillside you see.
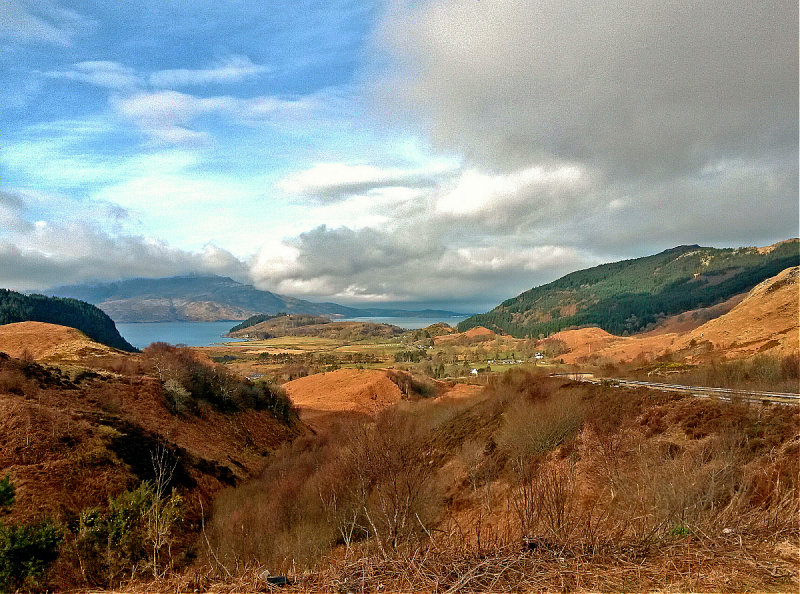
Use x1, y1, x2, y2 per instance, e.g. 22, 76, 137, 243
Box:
283, 368, 404, 429
552, 266, 799, 365
283, 368, 473, 430
0, 351, 298, 528
0, 321, 122, 362
434, 325, 497, 345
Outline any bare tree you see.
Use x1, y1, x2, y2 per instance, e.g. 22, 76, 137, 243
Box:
148, 443, 180, 577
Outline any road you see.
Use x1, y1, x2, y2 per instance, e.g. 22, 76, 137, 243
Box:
550, 373, 800, 405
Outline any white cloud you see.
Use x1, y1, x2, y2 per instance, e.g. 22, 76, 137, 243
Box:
436, 165, 586, 216
0, 0, 91, 46
438, 245, 583, 274
111, 89, 334, 145
112, 90, 231, 144
45, 61, 140, 89
0, 191, 248, 291
278, 162, 452, 201
149, 55, 270, 87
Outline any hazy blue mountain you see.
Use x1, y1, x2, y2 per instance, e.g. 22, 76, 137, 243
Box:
48, 275, 465, 323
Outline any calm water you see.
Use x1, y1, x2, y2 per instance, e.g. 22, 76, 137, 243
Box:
340, 316, 470, 329
117, 316, 471, 349
116, 321, 245, 349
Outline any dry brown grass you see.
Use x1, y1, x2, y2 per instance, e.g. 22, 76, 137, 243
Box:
139, 531, 798, 593
189, 371, 798, 592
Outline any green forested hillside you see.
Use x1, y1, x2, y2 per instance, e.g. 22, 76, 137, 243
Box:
0, 289, 137, 352
458, 240, 799, 338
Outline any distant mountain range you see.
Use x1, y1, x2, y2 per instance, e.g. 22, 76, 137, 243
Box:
0, 289, 136, 351
458, 239, 799, 338
47, 276, 466, 323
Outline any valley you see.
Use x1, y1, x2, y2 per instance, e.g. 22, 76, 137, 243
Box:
0, 246, 797, 592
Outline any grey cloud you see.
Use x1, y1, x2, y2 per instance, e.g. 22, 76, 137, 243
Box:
0, 191, 34, 233
290, 225, 443, 277
0, 191, 26, 211
280, 163, 450, 202
250, 221, 595, 308
0, 201, 248, 291
377, 1, 796, 181
309, 175, 440, 202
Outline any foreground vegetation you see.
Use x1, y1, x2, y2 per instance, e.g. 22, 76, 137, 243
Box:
0, 346, 297, 591
187, 371, 798, 592
1, 326, 797, 591
613, 352, 800, 394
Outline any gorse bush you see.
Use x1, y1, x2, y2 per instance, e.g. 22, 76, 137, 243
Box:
0, 476, 14, 512
143, 343, 295, 422
0, 476, 62, 592
76, 480, 183, 588
0, 520, 62, 592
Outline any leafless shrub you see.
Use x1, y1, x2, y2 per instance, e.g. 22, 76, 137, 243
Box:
497, 390, 585, 465
322, 410, 440, 554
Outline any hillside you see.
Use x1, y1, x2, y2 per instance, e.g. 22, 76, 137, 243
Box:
49, 275, 466, 323
283, 368, 405, 429
0, 322, 122, 362
209, 372, 798, 592
552, 266, 800, 365
48, 275, 358, 322
458, 239, 799, 338
0, 289, 136, 351
0, 341, 299, 589
228, 314, 404, 340
228, 312, 331, 334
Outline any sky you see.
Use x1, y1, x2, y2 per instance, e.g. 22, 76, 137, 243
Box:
0, 0, 797, 313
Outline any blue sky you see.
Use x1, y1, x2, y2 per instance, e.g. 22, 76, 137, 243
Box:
0, 1, 797, 311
